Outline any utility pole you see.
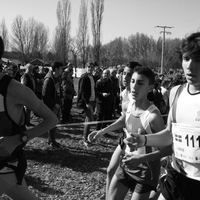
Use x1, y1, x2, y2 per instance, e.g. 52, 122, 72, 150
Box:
155, 25, 174, 74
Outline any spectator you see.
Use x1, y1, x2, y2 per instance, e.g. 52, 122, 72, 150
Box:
13, 64, 22, 82
117, 65, 125, 96
33, 66, 44, 100
110, 68, 120, 118
42, 61, 65, 148
61, 67, 76, 123
93, 65, 102, 83
0, 36, 58, 200
21, 63, 36, 127
77, 62, 96, 147
95, 69, 114, 130
4, 64, 15, 77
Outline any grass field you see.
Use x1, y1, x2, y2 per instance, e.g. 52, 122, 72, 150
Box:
0, 77, 133, 200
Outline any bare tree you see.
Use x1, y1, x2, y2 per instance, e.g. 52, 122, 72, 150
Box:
108, 37, 126, 66
33, 22, 49, 58
54, 0, 71, 63
0, 18, 9, 51
91, 0, 104, 65
11, 15, 49, 63
76, 0, 90, 68
69, 37, 80, 76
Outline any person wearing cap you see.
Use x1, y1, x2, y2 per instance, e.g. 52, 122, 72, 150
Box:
77, 62, 96, 147
0, 37, 58, 199
42, 61, 65, 148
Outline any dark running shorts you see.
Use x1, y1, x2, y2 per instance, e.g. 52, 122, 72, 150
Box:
160, 166, 200, 200
115, 166, 156, 194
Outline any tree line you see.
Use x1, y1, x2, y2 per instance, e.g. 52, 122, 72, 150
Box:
0, 0, 182, 74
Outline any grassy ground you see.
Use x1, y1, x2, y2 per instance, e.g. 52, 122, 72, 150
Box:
1, 77, 133, 200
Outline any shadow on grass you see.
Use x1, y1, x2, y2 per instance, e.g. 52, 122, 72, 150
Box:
25, 175, 65, 196
25, 146, 112, 174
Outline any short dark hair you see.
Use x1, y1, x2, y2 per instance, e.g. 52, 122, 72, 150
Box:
180, 32, 200, 58
133, 66, 155, 85
127, 61, 142, 70
0, 37, 4, 59
51, 61, 63, 71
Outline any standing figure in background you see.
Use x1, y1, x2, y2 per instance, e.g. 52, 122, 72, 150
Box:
93, 65, 102, 83
95, 69, 114, 130
13, 64, 22, 82
21, 63, 36, 127
42, 61, 65, 148
110, 68, 120, 118
61, 67, 76, 123
77, 62, 96, 147
32, 66, 44, 100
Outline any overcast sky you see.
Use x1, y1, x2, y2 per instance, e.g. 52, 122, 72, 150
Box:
1, 0, 200, 44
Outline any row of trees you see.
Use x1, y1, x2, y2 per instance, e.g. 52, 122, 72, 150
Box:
0, 0, 182, 74
101, 34, 182, 73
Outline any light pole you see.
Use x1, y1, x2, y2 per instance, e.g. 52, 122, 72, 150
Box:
155, 26, 174, 74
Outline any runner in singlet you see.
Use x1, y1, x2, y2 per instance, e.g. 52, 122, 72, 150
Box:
130, 32, 200, 200
88, 66, 171, 200
0, 37, 58, 199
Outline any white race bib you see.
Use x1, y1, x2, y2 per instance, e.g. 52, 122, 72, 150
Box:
172, 123, 200, 163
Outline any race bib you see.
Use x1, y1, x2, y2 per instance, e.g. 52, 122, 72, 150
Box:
172, 123, 200, 163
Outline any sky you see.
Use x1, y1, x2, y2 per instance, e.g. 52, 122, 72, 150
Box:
1, 0, 200, 44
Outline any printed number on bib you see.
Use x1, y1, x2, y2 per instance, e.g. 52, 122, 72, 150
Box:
172, 123, 200, 163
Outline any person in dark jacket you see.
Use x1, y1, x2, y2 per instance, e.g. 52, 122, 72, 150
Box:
110, 68, 120, 118
61, 67, 76, 123
77, 62, 96, 147
95, 69, 114, 130
42, 61, 65, 148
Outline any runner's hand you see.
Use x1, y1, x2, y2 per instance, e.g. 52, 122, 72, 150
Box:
88, 130, 102, 142
88, 131, 98, 142
124, 128, 145, 148
122, 153, 140, 168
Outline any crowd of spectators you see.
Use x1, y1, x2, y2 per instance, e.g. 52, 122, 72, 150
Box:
0, 61, 76, 148
0, 59, 187, 147
0, 60, 187, 124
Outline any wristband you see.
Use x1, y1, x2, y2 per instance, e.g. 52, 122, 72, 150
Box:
144, 135, 147, 146
20, 133, 29, 145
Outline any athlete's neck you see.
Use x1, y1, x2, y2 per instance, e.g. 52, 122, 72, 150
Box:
188, 84, 200, 95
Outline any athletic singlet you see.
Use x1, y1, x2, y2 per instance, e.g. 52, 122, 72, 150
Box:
120, 89, 132, 114
0, 75, 26, 175
122, 102, 160, 187
171, 83, 200, 181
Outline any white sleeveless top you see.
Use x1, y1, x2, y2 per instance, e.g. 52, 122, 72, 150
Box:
171, 83, 200, 181
124, 102, 158, 155
120, 89, 132, 114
